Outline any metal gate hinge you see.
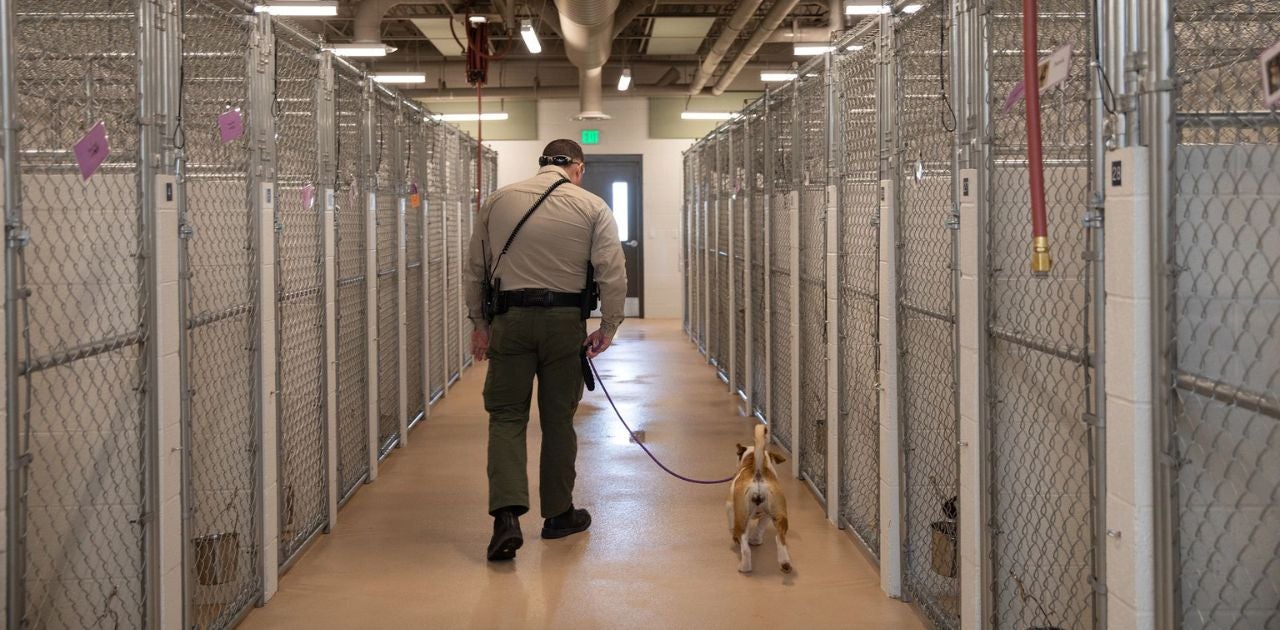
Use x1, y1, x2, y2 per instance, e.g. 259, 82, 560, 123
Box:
274, 221, 284, 233
129, 510, 154, 526
1081, 412, 1100, 427
1089, 576, 1108, 595
945, 215, 960, 230
179, 224, 195, 239
9, 452, 33, 471
7, 226, 31, 248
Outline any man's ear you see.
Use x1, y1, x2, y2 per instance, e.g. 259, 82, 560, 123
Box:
768, 451, 787, 465
736, 444, 747, 459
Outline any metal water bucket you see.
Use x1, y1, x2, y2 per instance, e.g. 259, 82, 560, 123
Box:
193, 532, 240, 586
929, 520, 957, 578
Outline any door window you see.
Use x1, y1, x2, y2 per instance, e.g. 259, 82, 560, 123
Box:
611, 181, 630, 242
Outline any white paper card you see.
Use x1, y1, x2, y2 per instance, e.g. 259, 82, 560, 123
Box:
1038, 44, 1073, 93
1261, 40, 1280, 108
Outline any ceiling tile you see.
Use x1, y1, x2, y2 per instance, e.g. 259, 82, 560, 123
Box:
410, 17, 465, 56
645, 17, 716, 56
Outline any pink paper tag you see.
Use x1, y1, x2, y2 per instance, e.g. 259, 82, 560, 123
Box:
73, 121, 110, 181
218, 108, 245, 144
302, 183, 316, 211
1002, 80, 1026, 114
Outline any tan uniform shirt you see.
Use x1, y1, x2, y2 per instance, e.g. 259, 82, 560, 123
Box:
465, 165, 628, 335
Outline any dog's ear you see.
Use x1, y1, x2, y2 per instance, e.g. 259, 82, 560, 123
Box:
736, 443, 748, 458
768, 451, 787, 465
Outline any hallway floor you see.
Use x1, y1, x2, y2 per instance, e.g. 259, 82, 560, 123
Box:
242, 320, 924, 630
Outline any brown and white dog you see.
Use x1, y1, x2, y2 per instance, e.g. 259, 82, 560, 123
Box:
726, 424, 792, 573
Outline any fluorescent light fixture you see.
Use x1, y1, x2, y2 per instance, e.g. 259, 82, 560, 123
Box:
845, 3, 890, 15
254, 1, 337, 16
760, 71, 798, 82
328, 43, 396, 57
902, 3, 924, 13
794, 44, 835, 56
520, 19, 542, 54
846, 44, 866, 51
468, 14, 488, 24
370, 72, 427, 84
430, 112, 510, 122
680, 111, 738, 121
617, 68, 632, 92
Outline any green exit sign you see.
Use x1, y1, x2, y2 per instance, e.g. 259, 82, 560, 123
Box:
581, 129, 600, 145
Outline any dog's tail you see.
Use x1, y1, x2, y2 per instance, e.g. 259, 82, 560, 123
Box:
753, 424, 768, 478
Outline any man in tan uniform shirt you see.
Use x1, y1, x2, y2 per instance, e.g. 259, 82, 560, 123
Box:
464, 139, 627, 561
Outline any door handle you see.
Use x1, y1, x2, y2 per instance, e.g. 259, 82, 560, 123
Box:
624, 240, 639, 247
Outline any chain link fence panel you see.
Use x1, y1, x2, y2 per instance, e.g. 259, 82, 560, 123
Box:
333, 64, 370, 503
426, 124, 447, 401
714, 131, 730, 376
833, 36, 881, 555
797, 71, 829, 500
686, 147, 695, 343
747, 103, 769, 418
445, 130, 462, 384
273, 26, 328, 568
459, 137, 476, 371
1168, 4, 1280, 628
403, 112, 425, 428
7, 2, 149, 626
730, 121, 747, 396
768, 90, 794, 452
706, 134, 720, 368
373, 89, 400, 458
893, 3, 959, 626
179, 1, 261, 626
983, 2, 1101, 628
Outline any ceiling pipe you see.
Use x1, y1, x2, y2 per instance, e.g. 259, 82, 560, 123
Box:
404, 84, 755, 99
765, 26, 831, 43
353, 0, 447, 43
553, 0, 621, 119
371, 59, 774, 72
687, 0, 766, 95
579, 66, 606, 117
711, 0, 802, 95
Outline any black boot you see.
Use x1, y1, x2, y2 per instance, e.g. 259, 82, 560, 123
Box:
541, 505, 591, 539
487, 508, 524, 561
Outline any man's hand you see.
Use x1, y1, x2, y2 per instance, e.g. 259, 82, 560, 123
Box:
583, 328, 614, 359
471, 328, 490, 362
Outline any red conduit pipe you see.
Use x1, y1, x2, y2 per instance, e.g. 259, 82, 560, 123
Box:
1023, 0, 1052, 275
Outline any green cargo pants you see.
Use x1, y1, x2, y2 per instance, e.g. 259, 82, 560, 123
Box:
484, 307, 587, 518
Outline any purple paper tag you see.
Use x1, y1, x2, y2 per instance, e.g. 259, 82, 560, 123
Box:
302, 183, 316, 211
218, 108, 245, 144
73, 121, 110, 181
1002, 80, 1027, 114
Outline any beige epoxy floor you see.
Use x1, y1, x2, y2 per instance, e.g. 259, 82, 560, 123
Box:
242, 319, 924, 630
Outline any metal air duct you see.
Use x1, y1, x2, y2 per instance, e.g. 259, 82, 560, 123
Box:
553, 0, 620, 119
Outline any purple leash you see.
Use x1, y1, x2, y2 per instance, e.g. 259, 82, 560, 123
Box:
587, 356, 734, 485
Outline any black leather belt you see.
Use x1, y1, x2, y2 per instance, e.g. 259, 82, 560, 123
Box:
499, 289, 582, 308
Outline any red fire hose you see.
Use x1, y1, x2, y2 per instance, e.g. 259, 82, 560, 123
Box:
1023, 0, 1051, 275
